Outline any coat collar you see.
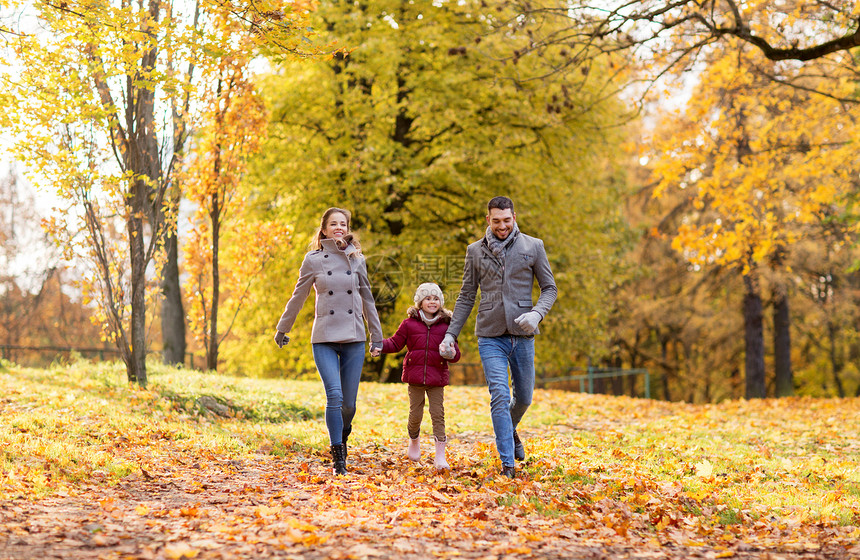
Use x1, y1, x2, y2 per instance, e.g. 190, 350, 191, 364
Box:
320, 238, 357, 257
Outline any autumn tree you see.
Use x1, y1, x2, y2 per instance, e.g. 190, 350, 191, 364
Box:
643, 39, 860, 398
0, 166, 58, 349
607, 151, 746, 402
0, 0, 314, 385
182, 26, 280, 371
475, 1, 860, 401
612, 173, 860, 401
0, 165, 105, 361
224, 0, 633, 379
477, 1, 860, 105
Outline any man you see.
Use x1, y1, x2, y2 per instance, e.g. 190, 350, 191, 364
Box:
440, 196, 557, 478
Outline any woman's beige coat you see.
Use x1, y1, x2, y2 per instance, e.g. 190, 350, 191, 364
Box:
276, 239, 383, 344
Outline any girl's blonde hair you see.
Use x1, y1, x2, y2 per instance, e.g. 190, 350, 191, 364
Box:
309, 207, 362, 253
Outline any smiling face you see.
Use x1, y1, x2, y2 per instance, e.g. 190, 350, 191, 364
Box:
420, 295, 441, 315
486, 207, 516, 240
322, 212, 349, 240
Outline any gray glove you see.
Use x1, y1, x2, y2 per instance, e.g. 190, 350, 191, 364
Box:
274, 331, 289, 348
370, 342, 383, 357
439, 334, 456, 360
514, 311, 542, 334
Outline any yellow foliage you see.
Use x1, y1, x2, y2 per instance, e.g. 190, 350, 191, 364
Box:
646, 36, 860, 275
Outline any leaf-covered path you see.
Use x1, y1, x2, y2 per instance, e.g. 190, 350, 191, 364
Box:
3, 366, 859, 560
1, 434, 855, 560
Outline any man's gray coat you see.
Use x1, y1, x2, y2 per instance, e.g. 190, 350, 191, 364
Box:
447, 232, 557, 338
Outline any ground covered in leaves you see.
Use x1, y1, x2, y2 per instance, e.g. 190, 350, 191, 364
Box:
1, 361, 859, 559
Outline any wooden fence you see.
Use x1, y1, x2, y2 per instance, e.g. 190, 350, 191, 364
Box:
0, 345, 196, 369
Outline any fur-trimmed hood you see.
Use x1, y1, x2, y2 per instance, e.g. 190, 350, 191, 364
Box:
406, 306, 453, 321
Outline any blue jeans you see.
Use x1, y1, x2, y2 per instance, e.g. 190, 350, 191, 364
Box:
477, 335, 535, 467
312, 342, 365, 445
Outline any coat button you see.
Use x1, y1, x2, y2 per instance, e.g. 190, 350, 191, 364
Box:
329, 310, 334, 315
346, 270, 352, 275
328, 290, 333, 295
348, 309, 353, 314
327, 271, 332, 275
347, 290, 352, 294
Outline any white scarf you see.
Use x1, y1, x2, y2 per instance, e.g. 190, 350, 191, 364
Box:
419, 310, 442, 326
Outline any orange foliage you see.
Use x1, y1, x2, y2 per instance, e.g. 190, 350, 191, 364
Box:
181, 31, 282, 368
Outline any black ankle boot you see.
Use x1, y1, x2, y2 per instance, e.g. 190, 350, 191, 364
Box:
331, 443, 347, 475
342, 432, 349, 459
513, 430, 525, 461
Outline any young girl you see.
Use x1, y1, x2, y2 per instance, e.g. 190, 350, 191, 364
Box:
274, 207, 383, 476
379, 282, 460, 470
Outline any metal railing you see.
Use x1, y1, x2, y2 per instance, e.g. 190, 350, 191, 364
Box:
538, 366, 650, 399
448, 363, 651, 398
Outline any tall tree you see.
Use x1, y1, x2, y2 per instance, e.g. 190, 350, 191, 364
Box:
0, 0, 313, 385
645, 39, 860, 398
610, 153, 748, 403
226, 0, 634, 378
182, 35, 278, 371
770, 248, 793, 397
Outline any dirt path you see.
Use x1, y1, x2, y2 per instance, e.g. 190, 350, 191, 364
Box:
1, 440, 851, 560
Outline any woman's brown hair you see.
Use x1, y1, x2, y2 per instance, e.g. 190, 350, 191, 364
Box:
309, 207, 362, 253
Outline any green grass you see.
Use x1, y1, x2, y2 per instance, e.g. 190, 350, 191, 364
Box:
717, 506, 743, 525
1, 358, 859, 532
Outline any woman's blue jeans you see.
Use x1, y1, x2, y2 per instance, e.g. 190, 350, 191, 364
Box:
477, 335, 535, 467
312, 341, 365, 445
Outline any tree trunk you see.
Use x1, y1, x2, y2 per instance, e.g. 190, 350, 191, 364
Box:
828, 321, 846, 397
743, 274, 765, 399
125, 0, 162, 386
161, 229, 186, 366
207, 192, 221, 371
662, 338, 676, 401
128, 182, 148, 387
773, 289, 793, 397
374, 355, 395, 383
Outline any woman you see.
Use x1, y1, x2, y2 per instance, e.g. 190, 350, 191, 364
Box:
273, 207, 383, 475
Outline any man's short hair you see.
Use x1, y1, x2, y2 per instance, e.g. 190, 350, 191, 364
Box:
487, 196, 514, 213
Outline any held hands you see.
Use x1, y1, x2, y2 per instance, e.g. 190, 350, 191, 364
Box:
514, 311, 542, 334
369, 342, 382, 357
439, 334, 456, 360
274, 331, 290, 348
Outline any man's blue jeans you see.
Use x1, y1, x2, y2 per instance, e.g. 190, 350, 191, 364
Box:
312, 341, 365, 445
477, 335, 535, 467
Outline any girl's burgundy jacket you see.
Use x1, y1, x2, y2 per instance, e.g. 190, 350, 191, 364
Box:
381, 311, 461, 386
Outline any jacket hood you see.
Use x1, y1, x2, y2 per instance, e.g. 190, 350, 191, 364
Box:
406, 306, 452, 321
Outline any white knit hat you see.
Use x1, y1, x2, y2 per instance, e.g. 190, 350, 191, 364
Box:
414, 282, 444, 307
